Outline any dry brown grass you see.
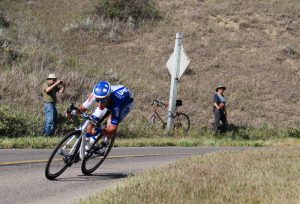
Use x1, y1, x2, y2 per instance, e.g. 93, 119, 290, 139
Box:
78, 147, 300, 204
0, 0, 299, 131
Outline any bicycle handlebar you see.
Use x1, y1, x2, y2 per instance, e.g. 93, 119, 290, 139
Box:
151, 99, 183, 108
151, 99, 168, 107
67, 103, 99, 124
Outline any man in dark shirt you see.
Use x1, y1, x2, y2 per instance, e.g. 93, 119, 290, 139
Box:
213, 84, 228, 133
42, 73, 65, 136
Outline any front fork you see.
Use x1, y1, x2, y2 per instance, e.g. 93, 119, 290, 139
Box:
79, 120, 90, 160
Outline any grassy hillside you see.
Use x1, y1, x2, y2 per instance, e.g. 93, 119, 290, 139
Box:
78, 147, 300, 204
0, 0, 299, 135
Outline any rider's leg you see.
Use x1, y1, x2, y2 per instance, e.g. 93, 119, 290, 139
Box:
102, 102, 134, 138
104, 117, 115, 139
85, 107, 108, 136
84, 107, 108, 152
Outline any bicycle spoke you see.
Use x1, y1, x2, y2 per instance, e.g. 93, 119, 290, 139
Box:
174, 113, 190, 133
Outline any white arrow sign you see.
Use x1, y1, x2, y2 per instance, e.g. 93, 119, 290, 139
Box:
166, 32, 190, 132
166, 47, 190, 79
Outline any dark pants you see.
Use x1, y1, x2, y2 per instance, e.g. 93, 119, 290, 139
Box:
43, 103, 58, 136
214, 109, 228, 132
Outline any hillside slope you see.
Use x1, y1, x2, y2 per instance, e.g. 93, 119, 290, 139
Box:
0, 0, 299, 131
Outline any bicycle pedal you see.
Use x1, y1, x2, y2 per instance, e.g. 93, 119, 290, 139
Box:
63, 155, 69, 165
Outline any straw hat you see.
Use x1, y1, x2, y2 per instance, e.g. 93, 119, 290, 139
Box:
47, 73, 57, 79
216, 84, 226, 92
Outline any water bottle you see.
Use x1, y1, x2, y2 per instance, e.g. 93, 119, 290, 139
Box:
85, 133, 99, 151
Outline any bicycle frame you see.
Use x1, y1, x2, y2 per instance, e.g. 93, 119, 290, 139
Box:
148, 99, 190, 132
151, 110, 167, 127
58, 121, 91, 164
149, 99, 176, 128
64, 135, 80, 155
65, 104, 102, 160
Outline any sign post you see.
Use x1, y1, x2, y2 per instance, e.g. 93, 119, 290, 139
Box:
166, 32, 190, 132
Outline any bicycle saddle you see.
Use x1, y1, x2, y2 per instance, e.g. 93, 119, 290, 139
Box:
176, 99, 182, 106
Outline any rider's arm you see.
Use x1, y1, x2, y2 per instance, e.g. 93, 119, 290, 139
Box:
102, 123, 118, 136
101, 115, 118, 136
81, 93, 95, 110
65, 94, 93, 118
79, 104, 88, 112
75, 94, 95, 114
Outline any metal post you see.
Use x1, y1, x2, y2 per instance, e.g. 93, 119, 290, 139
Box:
167, 32, 183, 131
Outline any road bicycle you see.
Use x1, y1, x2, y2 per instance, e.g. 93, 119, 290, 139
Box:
45, 104, 115, 180
148, 99, 190, 133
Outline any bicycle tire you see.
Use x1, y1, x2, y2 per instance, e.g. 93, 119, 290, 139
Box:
45, 130, 82, 180
173, 113, 190, 133
81, 135, 115, 175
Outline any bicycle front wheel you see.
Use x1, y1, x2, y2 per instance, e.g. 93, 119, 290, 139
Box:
148, 115, 166, 130
173, 113, 190, 133
147, 115, 156, 127
45, 130, 82, 180
81, 135, 115, 175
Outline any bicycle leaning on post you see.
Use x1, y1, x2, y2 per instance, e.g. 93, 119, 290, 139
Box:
148, 99, 190, 133
45, 103, 115, 180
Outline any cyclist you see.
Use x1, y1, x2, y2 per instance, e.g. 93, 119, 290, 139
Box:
66, 81, 134, 152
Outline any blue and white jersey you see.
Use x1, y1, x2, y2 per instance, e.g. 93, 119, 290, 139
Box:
107, 85, 134, 125
83, 85, 134, 125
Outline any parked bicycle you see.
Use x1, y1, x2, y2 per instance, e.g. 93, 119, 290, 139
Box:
45, 103, 115, 180
148, 99, 190, 133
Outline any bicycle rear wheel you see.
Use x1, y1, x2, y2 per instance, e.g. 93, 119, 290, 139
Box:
173, 113, 190, 133
81, 135, 115, 175
45, 130, 82, 180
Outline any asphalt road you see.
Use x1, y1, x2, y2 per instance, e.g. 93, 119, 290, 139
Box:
0, 147, 250, 204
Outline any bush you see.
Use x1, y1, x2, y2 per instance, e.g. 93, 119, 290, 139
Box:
283, 128, 300, 138
0, 105, 30, 137
54, 113, 82, 136
0, 105, 81, 137
96, 0, 161, 22
218, 125, 300, 140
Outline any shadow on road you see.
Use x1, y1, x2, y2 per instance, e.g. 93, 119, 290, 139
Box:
54, 172, 132, 182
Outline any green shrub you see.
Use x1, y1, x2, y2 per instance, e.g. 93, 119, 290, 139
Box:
0, 105, 30, 137
54, 113, 82, 136
0, 105, 81, 137
283, 128, 300, 138
219, 125, 300, 140
96, 0, 161, 21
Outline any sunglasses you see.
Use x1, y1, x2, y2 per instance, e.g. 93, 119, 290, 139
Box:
95, 98, 108, 103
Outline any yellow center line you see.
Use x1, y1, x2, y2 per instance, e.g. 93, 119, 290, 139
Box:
0, 153, 196, 166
